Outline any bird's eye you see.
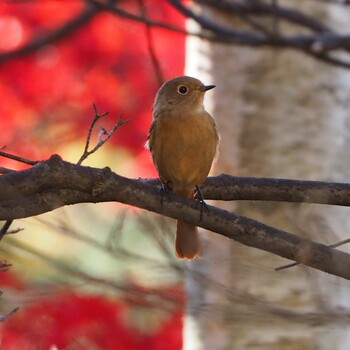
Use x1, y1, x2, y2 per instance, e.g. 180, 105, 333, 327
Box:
178, 85, 188, 95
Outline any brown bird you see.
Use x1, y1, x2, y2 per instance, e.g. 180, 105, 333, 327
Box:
146, 76, 219, 259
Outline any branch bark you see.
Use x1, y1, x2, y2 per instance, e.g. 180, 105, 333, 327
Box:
2, 154, 350, 279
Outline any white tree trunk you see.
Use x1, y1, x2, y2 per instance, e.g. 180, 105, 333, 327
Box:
184, 3, 350, 349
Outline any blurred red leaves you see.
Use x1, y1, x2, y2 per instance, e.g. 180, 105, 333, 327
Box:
0, 0, 185, 160
0, 272, 183, 349
0, 1, 186, 347
1, 292, 183, 350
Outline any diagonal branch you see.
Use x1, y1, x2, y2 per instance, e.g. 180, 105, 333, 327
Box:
199, 0, 332, 33
168, 0, 350, 68
2, 155, 350, 279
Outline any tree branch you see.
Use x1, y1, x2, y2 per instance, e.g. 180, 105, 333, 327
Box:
3, 0, 350, 69
2, 155, 350, 279
168, 0, 350, 68
201, 175, 350, 206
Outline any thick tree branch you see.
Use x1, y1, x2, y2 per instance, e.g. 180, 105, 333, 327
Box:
201, 175, 350, 206
2, 155, 350, 279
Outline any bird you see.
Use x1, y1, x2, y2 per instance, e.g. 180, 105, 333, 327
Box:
146, 76, 219, 260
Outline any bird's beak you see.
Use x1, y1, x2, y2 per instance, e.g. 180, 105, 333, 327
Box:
201, 84, 216, 92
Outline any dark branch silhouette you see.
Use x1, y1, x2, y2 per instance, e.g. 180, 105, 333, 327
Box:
2, 0, 350, 283
2, 1, 350, 68
2, 154, 350, 279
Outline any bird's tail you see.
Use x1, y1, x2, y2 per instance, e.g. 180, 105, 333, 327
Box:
175, 190, 202, 260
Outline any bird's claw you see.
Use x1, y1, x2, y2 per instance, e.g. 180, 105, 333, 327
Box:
195, 185, 210, 221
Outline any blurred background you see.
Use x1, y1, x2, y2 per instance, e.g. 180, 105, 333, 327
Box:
0, 1, 185, 349
2, 1, 350, 349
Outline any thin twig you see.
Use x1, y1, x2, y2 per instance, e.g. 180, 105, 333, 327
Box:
0, 307, 19, 322
137, 0, 164, 85
276, 237, 350, 271
77, 105, 128, 165
0, 150, 37, 166
88, 0, 189, 34
78, 104, 109, 164
7, 228, 24, 235
7, 237, 180, 310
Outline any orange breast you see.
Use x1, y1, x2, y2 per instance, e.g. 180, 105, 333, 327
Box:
149, 112, 218, 192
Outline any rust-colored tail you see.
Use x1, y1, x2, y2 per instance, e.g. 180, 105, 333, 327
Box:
175, 221, 202, 259
174, 190, 202, 260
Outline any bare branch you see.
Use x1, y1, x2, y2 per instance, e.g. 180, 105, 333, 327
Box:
87, 0, 189, 34
2, 155, 350, 279
201, 175, 350, 206
199, 0, 331, 33
0, 150, 37, 166
168, 0, 350, 68
0, 307, 19, 322
137, 0, 165, 85
1, 0, 349, 70
3, 0, 349, 69
77, 105, 128, 165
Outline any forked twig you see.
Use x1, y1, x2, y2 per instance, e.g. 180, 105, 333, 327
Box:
77, 104, 128, 165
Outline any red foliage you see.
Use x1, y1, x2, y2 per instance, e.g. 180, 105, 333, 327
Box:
0, 1, 185, 161
0, 287, 183, 350
0, 3, 186, 345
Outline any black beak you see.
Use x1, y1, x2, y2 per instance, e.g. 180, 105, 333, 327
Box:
201, 84, 216, 92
